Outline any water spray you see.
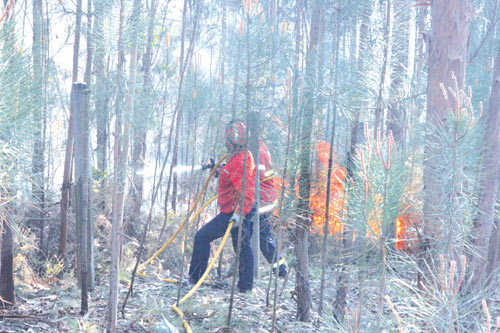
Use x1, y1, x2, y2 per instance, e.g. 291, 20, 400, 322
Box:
173, 158, 226, 174
173, 165, 202, 173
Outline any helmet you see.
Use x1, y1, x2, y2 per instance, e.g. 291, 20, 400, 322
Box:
225, 120, 247, 151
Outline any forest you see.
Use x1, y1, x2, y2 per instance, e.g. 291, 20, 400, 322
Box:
0, 0, 499, 332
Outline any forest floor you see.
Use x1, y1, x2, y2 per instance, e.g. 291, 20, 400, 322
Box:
0, 259, 338, 332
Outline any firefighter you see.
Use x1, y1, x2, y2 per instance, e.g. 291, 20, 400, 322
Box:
188, 120, 257, 293
258, 139, 288, 277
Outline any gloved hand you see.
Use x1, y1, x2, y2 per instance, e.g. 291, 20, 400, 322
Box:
230, 213, 241, 230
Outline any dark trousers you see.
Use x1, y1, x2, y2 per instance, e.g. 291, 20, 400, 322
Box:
189, 207, 255, 291
259, 213, 278, 264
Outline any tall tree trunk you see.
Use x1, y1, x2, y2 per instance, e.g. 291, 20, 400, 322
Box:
129, 0, 156, 235
470, 38, 500, 291
108, 0, 126, 330
334, 3, 373, 320
295, 0, 322, 322
248, 111, 260, 278
108, 0, 141, 329
319, 2, 340, 316
375, 0, 392, 132
73, 82, 90, 314
0, 213, 14, 308
59, 0, 83, 267
83, 0, 95, 292
0, 2, 16, 310
170, 0, 189, 213
94, 0, 110, 214
422, 0, 471, 261
32, 0, 45, 258
387, 0, 410, 145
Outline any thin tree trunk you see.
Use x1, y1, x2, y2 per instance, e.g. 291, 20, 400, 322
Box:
319, 4, 340, 315
59, 0, 83, 267
470, 38, 500, 291
295, 0, 322, 322
248, 111, 260, 278
94, 0, 110, 214
0, 214, 15, 308
375, 0, 392, 132
334, 2, 372, 320
32, 0, 45, 258
171, 0, 189, 214
73, 82, 90, 315
387, 0, 410, 144
83, 0, 95, 292
129, 0, 155, 235
107, 0, 126, 330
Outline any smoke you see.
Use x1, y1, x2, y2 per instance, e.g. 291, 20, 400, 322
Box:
173, 165, 202, 174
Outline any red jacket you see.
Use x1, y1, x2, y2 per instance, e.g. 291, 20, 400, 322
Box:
218, 150, 256, 215
259, 140, 277, 205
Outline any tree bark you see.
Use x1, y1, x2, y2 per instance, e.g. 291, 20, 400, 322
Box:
470, 38, 500, 291
94, 0, 111, 214
73, 82, 90, 314
83, 0, 95, 292
422, 0, 471, 257
375, 0, 392, 132
32, 0, 45, 258
0, 215, 15, 308
59, 0, 83, 267
387, 0, 410, 145
248, 111, 260, 278
108, 0, 126, 330
295, 0, 322, 322
129, 0, 155, 235
334, 2, 373, 320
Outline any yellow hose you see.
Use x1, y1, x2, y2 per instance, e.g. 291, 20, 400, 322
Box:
172, 221, 234, 332
171, 304, 192, 333
138, 155, 226, 271
181, 195, 218, 253
138, 195, 219, 280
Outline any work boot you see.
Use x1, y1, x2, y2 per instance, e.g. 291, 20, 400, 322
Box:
237, 286, 252, 294
278, 262, 288, 277
272, 258, 288, 277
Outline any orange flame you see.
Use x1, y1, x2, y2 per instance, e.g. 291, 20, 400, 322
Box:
309, 141, 346, 236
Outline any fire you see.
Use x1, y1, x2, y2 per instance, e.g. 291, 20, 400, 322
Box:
273, 140, 421, 251
309, 141, 346, 236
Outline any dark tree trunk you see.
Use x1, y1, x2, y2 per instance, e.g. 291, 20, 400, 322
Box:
0, 216, 15, 308
59, 0, 83, 266
73, 82, 90, 314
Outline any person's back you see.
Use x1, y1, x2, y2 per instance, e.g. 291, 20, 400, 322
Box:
189, 120, 257, 293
